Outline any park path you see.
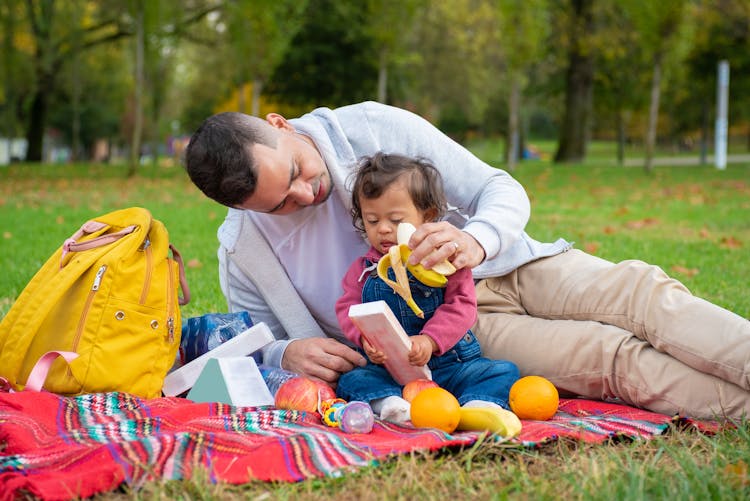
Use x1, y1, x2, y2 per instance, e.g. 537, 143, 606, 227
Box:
621, 153, 750, 167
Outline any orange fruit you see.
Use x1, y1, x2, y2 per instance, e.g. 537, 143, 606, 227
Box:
508, 376, 559, 421
409, 387, 461, 433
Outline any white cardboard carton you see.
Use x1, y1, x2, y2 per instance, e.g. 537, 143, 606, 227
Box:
162, 322, 275, 397
187, 356, 274, 407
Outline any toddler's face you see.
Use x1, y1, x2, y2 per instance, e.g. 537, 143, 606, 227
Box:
360, 177, 429, 255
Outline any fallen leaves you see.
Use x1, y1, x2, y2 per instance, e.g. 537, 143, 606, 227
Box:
723, 460, 748, 488
625, 217, 660, 230
583, 242, 600, 254
720, 236, 742, 249
671, 265, 699, 277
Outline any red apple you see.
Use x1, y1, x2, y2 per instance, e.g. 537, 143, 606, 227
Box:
274, 376, 336, 412
402, 378, 439, 402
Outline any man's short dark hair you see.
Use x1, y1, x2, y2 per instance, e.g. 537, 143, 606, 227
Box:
184, 112, 278, 207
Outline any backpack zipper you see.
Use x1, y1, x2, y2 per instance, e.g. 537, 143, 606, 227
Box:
71, 264, 107, 354
139, 239, 153, 304
166, 259, 175, 343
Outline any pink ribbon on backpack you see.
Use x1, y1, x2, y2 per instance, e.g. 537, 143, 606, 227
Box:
0, 351, 80, 393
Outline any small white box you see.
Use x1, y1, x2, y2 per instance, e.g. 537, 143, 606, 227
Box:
187, 357, 274, 407
162, 322, 275, 397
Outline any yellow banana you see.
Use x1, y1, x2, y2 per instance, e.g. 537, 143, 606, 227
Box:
456, 406, 523, 438
397, 245, 449, 288
396, 223, 455, 286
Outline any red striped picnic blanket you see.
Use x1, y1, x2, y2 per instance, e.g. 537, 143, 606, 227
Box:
0, 391, 713, 500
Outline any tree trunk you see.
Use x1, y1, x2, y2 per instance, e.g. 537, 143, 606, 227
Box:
507, 77, 521, 172
71, 54, 82, 161
237, 82, 245, 114
377, 49, 388, 103
128, 3, 145, 177
616, 109, 625, 166
553, 0, 594, 163
251, 79, 263, 117
2, 2, 16, 161
644, 54, 662, 173
25, 84, 49, 162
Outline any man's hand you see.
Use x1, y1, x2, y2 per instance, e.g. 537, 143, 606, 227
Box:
406, 221, 486, 270
281, 338, 366, 388
408, 335, 436, 366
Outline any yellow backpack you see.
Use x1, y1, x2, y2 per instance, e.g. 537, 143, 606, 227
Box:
0, 207, 189, 398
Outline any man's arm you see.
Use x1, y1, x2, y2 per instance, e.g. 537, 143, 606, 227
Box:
334, 256, 370, 347
219, 245, 365, 385
219, 244, 291, 365
340, 102, 531, 267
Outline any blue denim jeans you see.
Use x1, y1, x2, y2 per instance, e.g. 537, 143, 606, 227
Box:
337, 263, 520, 408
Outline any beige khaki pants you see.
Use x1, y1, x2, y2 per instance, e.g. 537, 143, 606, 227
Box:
474, 249, 750, 419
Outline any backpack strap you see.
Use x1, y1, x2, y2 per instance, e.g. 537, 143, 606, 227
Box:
23, 351, 80, 392
170, 244, 191, 305
227, 213, 326, 340
60, 222, 137, 266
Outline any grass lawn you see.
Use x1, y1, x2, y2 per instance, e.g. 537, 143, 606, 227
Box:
0, 153, 748, 499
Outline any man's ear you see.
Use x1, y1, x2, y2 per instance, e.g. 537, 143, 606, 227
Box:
266, 113, 294, 132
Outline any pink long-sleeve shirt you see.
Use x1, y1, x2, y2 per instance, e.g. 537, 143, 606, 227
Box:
335, 246, 477, 356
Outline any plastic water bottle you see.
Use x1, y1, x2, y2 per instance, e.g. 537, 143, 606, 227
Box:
178, 312, 253, 365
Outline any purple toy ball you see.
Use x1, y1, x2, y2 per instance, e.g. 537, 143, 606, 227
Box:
339, 401, 375, 434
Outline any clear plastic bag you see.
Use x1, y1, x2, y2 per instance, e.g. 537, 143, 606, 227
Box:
178, 312, 253, 365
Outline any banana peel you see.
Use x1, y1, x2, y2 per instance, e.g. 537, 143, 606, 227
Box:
377, 245, 425, 318
456, 406, 522, 438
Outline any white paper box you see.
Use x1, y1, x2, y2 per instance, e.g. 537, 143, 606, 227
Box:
162, 322, 275, 397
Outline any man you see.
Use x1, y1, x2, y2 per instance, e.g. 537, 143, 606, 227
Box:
185, 101, 750, 419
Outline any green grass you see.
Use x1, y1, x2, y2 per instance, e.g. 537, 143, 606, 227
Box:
465, 136, 750, 166
1, 154, 749, 499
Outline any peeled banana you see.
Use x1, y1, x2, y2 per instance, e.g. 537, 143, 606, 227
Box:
456, 406, 522, 438
396, 223, 456, 281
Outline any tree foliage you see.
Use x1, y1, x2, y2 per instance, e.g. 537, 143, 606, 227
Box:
266, 0, 377, 108
3, 0, 750, 167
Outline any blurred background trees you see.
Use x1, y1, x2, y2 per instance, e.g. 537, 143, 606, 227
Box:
1, 0, 749, 172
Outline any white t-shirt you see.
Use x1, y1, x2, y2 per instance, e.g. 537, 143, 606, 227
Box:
248, 188, 368, 338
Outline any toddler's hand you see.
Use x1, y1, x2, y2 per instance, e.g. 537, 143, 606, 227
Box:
362, 337, 386, 365
408, 335, 436, 366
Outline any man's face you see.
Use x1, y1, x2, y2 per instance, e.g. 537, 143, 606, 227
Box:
235, 118, 333, 215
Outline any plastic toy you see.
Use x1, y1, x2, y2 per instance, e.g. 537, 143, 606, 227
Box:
318, 398, 375, 434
